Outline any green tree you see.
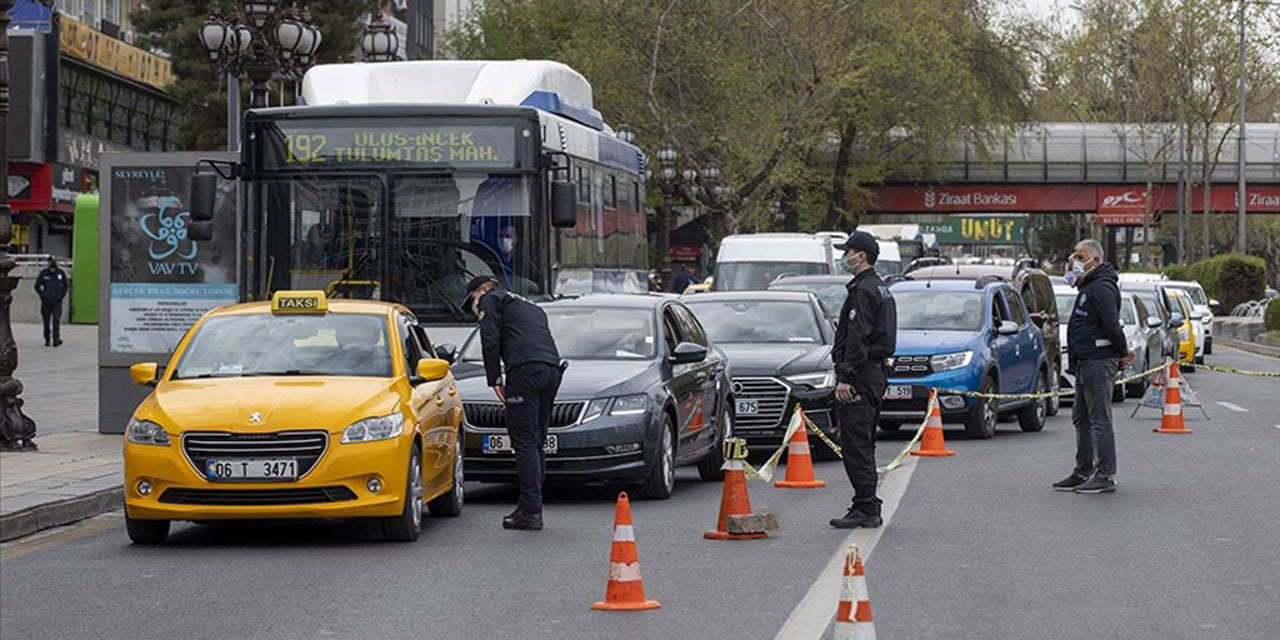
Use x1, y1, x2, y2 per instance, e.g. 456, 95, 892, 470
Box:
132, 0, 369, 151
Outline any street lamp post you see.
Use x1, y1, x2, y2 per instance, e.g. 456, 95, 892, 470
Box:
199, 2, 323, 128
0, 0, 41, 450
654, 141, 681, 272
1236, 0, 1248, 256
360, 11, 401, 62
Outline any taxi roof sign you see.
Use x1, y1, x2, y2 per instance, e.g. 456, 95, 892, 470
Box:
271, 290, 329, 314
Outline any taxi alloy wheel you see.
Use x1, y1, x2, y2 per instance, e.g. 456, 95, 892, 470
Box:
637, 415, 675, 500
428, 434, 464, 518
382, 446, 424, 542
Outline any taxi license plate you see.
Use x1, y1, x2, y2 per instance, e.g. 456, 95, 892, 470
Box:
883, 385, 913, 400
206, 459, 297, 481
736, 399, 759, 415
483, 435, 558, 454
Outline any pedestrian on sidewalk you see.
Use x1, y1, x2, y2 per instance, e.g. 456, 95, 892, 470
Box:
34, 255, 69, 347
829, 231, 897, 529
1055, 239, 1133, 495
464, 275, 564, 531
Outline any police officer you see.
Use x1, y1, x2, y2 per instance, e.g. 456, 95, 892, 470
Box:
34, 256, 69, 347
829, 232, 897, 529
463, 276, 563, 530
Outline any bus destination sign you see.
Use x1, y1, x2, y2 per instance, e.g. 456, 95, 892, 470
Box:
260, 122, 518, 169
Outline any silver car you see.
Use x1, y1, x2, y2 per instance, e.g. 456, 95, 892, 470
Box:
1055, 287, 1164, 404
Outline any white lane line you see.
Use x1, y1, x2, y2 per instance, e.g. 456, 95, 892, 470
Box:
772, 458, 919, 640
1215, 401, 1249, 413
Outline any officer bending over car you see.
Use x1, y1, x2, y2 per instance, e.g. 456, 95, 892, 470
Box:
464, 276, 563, 531
829, 231, 897, 529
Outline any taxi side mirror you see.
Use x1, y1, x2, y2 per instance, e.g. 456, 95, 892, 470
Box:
416, 358, 451, 382
130, 362, 159, 387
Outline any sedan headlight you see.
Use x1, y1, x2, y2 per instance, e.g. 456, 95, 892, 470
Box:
342, 413, 404, 443
930, 351, 974, 372
581, 398, 610, 423
126, 418, 170, 446
784, 371, 835, 390
610, 394, 648, 416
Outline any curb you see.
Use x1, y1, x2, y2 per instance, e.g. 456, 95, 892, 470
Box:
1216, 337, 1280, 360
0, 487, 123, 543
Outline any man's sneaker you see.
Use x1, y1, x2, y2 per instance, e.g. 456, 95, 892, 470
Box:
1052, 474, 1088, 492
1074, 476, 1116, 494
502, 509, 543, 530
829, 508, 882, 529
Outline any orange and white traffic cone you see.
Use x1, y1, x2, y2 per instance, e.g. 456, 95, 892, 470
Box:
704, 457, 768, 540
591, 492, 660, 611
833, 544, 876, 640
775, 412, 826, 489
1154, 361, 1192, 434
911, 390, 955, 457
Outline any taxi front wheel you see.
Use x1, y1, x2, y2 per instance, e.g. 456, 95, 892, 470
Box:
382, 446, 423, 542
125, 515, 170, 544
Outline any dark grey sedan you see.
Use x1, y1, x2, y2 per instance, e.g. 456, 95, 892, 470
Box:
451, 294, 733, 500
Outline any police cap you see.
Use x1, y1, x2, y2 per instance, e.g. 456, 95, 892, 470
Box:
462, 275, 500, 307
834, 231, 879, 258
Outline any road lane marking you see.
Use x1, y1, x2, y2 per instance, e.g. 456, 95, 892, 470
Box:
1215, 401, 1249, 413
772, 458, 919, 640
0, 511, 120, 561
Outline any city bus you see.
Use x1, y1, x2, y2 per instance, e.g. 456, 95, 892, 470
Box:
210, 60, 647, 341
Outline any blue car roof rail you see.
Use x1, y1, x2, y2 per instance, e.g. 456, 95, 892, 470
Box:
974, 274, 1006, 289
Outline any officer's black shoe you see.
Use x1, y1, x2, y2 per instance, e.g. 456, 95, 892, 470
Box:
502, 509, 543, 530
829, 508, 882, 529
1052, 474, 1088, 491
1074, 476, 1116, 494
53, 339, 63, 347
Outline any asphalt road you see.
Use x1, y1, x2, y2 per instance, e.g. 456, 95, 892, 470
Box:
2, 347, 1276, 640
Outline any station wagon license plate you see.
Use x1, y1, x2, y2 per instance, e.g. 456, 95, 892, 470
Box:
883, 385, 913, 400
483, 434, 558, 454
736, 399, 760, 415
206, 458, 297, 481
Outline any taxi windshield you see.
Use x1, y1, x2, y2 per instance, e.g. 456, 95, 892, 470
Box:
173, 313, 392, 379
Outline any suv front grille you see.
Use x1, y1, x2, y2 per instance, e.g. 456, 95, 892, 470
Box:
158, 486, 356, 505
732, 377, 789, 429
890, 355, 933, 378
464, 402, 585, 429
182, 431, 328, 480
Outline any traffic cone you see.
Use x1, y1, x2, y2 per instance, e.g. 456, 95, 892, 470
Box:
833, 545, 876, 640
911, 391, 956, 457
1154, 362, 1192, 434
704, 458, 768, 540
591, 492, 660, 611
775, 411, 826, 489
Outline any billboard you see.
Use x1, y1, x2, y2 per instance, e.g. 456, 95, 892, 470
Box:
919, 216, 1025, 244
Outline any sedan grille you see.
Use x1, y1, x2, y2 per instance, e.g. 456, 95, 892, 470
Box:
890, 355, 933, 378
732, 377, 789, 429
464, 402, 585, 429
182, 431, 328, 480
158, 486, 356, 505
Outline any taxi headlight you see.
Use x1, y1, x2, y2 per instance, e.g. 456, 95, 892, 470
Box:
1178, 327, 1190, 341
930, 351, 974, 372
342, 413, 404, 443
580, 398, 610, 424
783, 371, 835, 390
610, 394, 648, 416
126, 418, 170, 446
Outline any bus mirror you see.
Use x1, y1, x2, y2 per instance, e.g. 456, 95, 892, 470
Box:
551, 181, 577, 228
189, 174, 217, 241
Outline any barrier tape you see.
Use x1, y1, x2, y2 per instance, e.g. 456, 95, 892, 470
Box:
1198, 363, 1280, 378
801, 393, 937, 474
930, 361, 1170, 400
738, 407, 805, 483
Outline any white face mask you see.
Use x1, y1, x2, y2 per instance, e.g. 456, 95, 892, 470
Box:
499, 238, 515, 254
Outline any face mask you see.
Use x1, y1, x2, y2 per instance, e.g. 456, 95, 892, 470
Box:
499, 238, 515, 254
1064, 268, 1080, 287
837, 256, 851, 273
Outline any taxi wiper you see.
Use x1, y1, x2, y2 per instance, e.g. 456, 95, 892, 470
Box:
240, 370, 329, 377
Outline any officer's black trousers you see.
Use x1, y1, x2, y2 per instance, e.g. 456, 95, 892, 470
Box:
41, 302, 61, 345
836, 378, 886, 517
505, 362, 563, 514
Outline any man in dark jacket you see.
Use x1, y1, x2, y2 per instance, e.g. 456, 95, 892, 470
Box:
1055, 240, 1133, 494
34, 256, 69, 347
464, 275, 563, 530
829, 231, 897, 528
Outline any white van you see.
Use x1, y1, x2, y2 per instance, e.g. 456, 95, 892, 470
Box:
713, 233, 836, 290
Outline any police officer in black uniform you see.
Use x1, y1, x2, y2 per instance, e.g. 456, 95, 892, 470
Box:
34, 256, 69, 347
829, 232, 897, 529
463, 276, 563, 530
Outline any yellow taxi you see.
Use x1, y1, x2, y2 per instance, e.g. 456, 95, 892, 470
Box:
1167, 287, 1197, 371
682, 282, 712, 295
123, 291, 463, 544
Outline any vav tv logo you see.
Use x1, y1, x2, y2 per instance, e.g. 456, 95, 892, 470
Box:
141, 195, 199, 275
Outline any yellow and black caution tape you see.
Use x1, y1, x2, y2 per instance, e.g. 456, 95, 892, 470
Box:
1198, 364, 1280, 378
800, 393, 937, 474
931, 361, 1169, 400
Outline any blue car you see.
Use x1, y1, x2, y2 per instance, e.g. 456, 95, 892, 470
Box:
879, 278, 1051, 439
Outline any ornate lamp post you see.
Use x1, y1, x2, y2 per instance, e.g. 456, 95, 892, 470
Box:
653, 140, 682, 271
199, 2, 322, 111
360, 10, 400, 62
0, 0, 46, 450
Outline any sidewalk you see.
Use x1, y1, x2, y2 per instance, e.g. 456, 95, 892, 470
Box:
1, 322, 120, 542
